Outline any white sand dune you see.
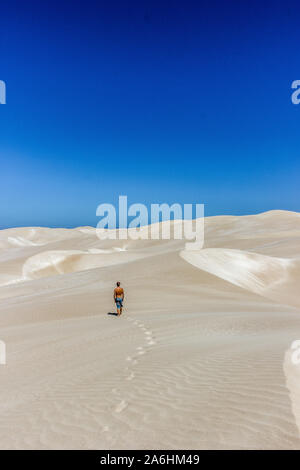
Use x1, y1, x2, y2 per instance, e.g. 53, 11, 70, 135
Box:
0, 210, 300, 449
0, 227, 83, 251
22, 249, 148, 281
180, 248, 300, 308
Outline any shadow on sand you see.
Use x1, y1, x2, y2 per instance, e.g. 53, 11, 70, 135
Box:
107, 312, 118, 316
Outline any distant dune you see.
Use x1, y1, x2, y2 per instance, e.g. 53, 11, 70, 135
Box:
0, 210, 300, 449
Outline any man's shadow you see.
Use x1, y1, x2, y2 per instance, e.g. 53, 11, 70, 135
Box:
107, 312, 118, 316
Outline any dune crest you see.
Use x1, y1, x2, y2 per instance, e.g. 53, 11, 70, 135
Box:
180, 248, 300, 309
22, 249, 147, 281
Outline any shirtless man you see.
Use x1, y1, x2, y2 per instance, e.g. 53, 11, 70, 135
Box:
114, 282, 124, 316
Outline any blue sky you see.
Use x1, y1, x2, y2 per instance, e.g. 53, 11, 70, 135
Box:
0, 0, 300, 228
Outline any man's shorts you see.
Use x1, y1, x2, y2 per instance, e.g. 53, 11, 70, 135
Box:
115, 297, 123, 309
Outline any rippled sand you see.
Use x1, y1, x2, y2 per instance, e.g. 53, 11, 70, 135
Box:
0, 210, 300, 449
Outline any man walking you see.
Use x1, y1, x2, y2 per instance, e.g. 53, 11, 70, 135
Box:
114, 282, 124, 316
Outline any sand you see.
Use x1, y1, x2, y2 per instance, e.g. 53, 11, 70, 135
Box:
0, 210, 300, 449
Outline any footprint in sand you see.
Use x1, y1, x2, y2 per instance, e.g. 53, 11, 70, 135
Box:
126, 372, 135, 381
115, 400, 128, 413
111, 317, 158, 409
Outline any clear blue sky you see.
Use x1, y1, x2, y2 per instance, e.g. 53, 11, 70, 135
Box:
0, 0, 300, 228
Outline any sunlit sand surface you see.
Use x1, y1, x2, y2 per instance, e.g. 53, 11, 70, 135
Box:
0, 210, 300, 449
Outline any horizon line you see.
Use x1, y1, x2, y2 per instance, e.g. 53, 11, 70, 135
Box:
1, 209, 299, 232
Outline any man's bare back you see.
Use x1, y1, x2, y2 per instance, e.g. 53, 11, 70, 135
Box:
114, 286, 124, 296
